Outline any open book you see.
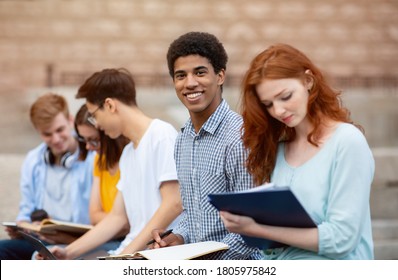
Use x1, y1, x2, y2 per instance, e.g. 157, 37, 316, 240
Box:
3, 219, 93, 235
208, 183, 316, 249
98, 241, 229, 260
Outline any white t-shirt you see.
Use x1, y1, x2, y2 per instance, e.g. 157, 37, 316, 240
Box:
110, 119, 180, 254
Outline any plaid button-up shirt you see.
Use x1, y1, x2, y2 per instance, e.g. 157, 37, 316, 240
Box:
173, 99, 262, 259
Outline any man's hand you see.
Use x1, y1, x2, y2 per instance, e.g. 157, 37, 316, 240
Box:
148, 229, 184, 249
35, 246, 68, 260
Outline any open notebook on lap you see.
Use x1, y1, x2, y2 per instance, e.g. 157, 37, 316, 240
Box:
98, 241, 229, 260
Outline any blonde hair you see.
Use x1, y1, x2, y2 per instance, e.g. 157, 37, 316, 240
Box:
30, 93, 69, 128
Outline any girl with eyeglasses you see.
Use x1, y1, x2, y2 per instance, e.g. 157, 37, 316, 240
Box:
74, 104, 130, 239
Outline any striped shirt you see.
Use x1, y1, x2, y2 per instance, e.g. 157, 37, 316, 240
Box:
173, 99, 262, 260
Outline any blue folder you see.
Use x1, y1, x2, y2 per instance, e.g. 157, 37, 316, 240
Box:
208, 186, 316, 249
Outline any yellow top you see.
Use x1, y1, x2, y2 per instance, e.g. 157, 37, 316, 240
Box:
93, 154, 120, 213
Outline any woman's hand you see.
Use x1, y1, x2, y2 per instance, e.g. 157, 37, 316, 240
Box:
220, 211, 257, 236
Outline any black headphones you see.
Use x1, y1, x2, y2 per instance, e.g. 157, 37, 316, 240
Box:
43, 148, 77, 169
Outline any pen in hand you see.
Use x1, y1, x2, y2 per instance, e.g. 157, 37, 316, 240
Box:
146, 229, 173, 246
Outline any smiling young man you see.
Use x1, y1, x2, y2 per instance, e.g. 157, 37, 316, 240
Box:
150, 32, 262, 260
0, 93, 94, 259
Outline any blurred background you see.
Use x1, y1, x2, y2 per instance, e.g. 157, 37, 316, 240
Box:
0, 0, 397, 259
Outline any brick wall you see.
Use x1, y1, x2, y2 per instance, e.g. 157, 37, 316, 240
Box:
0, 0, 397, 89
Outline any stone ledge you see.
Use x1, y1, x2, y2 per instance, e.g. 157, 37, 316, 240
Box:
372, 147, 398, 188
374, 239, 398, 260
372, 219, 398, 240
373, 219, 398, 259
370, 187, 398, 219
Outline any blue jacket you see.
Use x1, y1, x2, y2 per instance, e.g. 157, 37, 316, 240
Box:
16, 142, 95, 224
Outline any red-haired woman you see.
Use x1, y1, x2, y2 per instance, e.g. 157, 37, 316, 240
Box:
220, 44, 374, 260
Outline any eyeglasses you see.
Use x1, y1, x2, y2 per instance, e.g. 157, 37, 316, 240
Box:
87, 102, 104, 126
78, 136, 100, 148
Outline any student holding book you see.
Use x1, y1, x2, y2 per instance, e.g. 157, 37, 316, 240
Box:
0, 93, 94, 260
32, 104, 130, 256
42, 68, 182, 259
33, 104, 130, 258
219, 44, 375, 259
150, 32, 262, 260
36, 105, 130, 251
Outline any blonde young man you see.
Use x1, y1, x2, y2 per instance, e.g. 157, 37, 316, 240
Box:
0, 93, 94, 259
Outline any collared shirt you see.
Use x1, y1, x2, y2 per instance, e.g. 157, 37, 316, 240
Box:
173, 99, 262, 260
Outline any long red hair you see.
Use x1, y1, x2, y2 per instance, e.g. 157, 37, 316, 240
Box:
240, 44, 358, 185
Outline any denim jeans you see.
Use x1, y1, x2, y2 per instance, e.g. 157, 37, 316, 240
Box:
0, 238, 49, 260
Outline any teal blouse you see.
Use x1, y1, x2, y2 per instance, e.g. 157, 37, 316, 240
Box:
267, 123, 374, 260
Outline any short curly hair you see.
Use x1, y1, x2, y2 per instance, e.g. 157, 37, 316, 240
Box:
166, 31, 228, 77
